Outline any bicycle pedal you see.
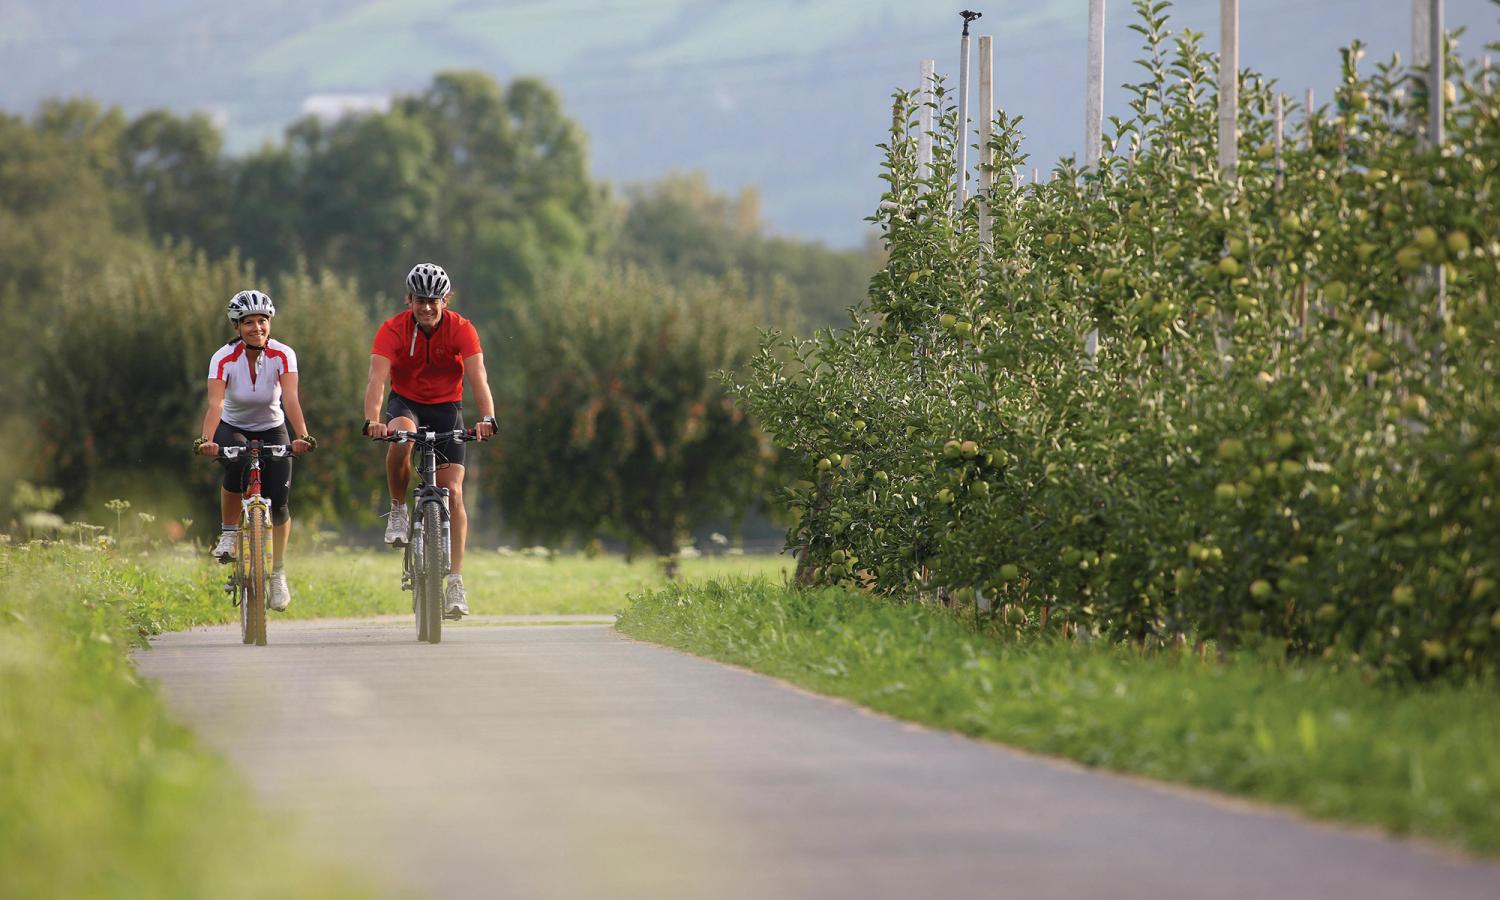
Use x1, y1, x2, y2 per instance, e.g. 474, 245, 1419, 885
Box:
443, 611, 464, 621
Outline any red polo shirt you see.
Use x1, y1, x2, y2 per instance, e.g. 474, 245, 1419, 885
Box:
372, 310, 482, 404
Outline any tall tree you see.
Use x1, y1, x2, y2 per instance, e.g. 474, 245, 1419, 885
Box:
228, 145, 305, 278
294, 111, 437, 298
612, 172, 881, 329
396, 72, 606, 316
117, 110, 231, 253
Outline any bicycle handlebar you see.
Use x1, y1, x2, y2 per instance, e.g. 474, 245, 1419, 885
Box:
375, 428, 480, 445
217, 444, 293, 460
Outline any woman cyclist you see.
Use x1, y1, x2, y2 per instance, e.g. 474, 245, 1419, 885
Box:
194, 290, 315, 612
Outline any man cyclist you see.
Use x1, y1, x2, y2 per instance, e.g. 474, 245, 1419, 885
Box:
362, 263, 497, 617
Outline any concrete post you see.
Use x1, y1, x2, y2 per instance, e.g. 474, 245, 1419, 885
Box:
1218, 0, 1239, 180
978, 35, 994, 243
919, 59, 936, 185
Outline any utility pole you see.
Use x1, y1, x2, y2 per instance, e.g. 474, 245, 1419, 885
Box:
956, 10, 982, 210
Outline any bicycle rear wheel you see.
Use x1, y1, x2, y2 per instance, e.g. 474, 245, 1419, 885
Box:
422, 502, 444, 644
244, 506, 269, 646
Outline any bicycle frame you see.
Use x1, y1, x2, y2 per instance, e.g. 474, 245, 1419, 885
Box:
402, 433, 452, 589
382, 428, 473, 643
218, 441, 290, 646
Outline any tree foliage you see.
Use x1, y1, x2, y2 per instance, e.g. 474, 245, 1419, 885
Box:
734, 2, 1500, 680
30, 246, 379, 530
494, 267, 773, 561
612, 171, 883, 328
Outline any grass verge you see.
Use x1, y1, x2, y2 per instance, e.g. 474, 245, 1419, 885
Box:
0, 544, 373, 899
126, 548, 794, 620
617, 578, 1500, 855
249, 548, 790, 619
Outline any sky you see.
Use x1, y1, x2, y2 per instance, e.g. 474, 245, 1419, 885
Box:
4, 1, 1499, 246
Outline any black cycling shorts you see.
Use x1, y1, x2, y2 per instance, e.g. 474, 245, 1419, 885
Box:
214, 422, 292, 525
385, 392, 466, 467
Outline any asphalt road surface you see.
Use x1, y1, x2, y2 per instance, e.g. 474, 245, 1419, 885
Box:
135, 617, 1500, 900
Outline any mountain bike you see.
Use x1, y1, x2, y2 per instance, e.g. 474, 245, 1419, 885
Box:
217, 441, 290, 646
378, 428, 477, 644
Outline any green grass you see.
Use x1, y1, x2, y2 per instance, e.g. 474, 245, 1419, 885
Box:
139, 547, 790, 620
618, 578, 1500, 855
269, 548, 791, 618
0, 544, 373, 899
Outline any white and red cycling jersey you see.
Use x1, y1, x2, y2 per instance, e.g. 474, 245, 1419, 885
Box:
207, 338, 299, 431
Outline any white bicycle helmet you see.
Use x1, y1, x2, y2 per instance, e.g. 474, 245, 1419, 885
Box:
227, 290, 276, 322
406, 263, 451, 299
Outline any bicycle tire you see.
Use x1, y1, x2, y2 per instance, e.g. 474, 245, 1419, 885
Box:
422, 501, 444, 644
410, 527, 428, 642
245, 505, 269, 646
238, 536, 252, 645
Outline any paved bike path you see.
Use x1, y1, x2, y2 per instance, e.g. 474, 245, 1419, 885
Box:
135, 619, 1500, 900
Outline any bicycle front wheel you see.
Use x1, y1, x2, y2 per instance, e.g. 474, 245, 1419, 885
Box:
422, 502, 444, 644
408, 537, 427, 642
243, 506, 269, 646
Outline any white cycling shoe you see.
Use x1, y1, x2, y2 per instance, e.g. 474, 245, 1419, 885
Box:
212, 529, 237, 563
444, 576, 469, 618
268, 569, 292, 612
384, 504, 410, 546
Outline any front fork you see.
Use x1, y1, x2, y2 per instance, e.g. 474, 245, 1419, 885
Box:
225, 495, 272, 603
403, 487, 451, 590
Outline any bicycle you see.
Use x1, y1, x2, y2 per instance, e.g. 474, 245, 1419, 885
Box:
377, 428, 478, 644
215, 441, 291, 646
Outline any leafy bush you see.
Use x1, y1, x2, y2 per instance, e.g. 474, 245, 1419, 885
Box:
30, 245, 379, 533
494, 266, 775, 562
733, 2, 1500, 679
